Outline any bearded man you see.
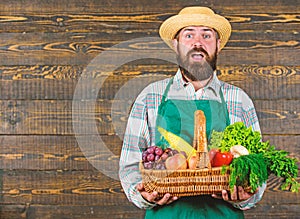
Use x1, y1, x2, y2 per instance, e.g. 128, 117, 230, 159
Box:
119, 6, 266, 219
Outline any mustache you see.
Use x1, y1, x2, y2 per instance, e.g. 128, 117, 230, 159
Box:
187, 47, 209, 57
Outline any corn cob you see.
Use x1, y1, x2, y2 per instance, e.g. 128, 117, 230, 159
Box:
157, 127, 196, 159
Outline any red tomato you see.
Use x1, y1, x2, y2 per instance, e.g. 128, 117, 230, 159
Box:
211, 151, 233, 167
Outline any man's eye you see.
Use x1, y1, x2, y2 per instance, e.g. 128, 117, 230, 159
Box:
186, 34, 193, 39
203, 34, 211, 39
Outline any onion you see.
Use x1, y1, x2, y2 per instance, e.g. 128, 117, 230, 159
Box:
230, 145, 249, 158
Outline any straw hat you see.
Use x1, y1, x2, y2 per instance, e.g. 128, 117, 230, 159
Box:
159, 6, 231, 50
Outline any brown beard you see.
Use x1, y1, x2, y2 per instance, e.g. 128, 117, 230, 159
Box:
176, 47, 218, 81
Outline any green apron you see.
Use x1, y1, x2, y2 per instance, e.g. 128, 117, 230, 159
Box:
145, 78, 244, 219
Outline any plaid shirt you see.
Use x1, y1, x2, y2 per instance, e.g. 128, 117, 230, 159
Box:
119, 69, 266, 210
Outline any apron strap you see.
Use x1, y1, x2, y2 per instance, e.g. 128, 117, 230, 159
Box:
157, 77, 174, 120
161, 77, 174, 103
218, 87, 230, 126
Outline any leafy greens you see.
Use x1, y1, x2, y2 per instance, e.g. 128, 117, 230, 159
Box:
209, 122, 299, 193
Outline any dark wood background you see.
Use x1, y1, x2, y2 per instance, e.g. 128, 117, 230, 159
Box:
0, 0, 299, 218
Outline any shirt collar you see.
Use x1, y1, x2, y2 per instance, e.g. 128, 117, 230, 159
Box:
173, 68, 221, 96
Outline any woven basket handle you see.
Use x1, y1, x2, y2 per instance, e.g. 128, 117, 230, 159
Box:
193, 110, 211, 168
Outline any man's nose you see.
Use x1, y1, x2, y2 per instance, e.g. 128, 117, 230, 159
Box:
192, 36, 203, 48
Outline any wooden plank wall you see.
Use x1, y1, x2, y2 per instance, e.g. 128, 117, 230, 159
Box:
0, 0, 299, 218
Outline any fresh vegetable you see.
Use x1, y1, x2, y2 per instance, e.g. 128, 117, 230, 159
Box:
220, 122, 269, 153
208, 130, 224, 150
157, 127, 196, 159
264, 149, 300, 192
209, 148, 218, 161
229, 153, 268, 193
211, 151, 233, 167
143, 146, 189, 170
165, 153, 187, 170
209, 122, 300, 193
230, 145, 249, 158
188, 155, 198, 169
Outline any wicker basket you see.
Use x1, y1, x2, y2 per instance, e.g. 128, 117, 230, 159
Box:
140, 163, 230, 197
140, 110, 230, 197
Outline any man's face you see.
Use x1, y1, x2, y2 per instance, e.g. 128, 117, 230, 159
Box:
173, 26, 220, 81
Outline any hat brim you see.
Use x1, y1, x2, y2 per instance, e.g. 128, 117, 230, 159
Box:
159, 13, 231, 50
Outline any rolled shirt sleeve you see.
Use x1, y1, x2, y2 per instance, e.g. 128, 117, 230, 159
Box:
119, 91, 158, 209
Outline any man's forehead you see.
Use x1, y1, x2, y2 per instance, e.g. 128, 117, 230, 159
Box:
181, 26, 214, 32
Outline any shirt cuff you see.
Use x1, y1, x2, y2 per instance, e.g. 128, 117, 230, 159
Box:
134, 192, 157, 209
231, 182, 267, 210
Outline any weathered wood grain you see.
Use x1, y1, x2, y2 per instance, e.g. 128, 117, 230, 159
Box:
0, 65, 299, 100
1, 171, 296, 212
0, 12, 299, 33
0, 203, 299, 219
2, 31, 296, 51
0, 64, 298, 82
255, 100, 300, 134
0, 135, 298, 171
0, 0, 299, 14
1, 170, 299, 204
262, 135, 300, 160
0, 204, 145, 219
0, 0, 299, 218
0, 135, 121, 171
0, 32, 298, 65
1, 170, 123, 205
0, 99, 299, 135
244, 204, 300, 219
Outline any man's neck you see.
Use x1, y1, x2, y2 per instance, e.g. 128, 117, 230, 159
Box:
191, 77, 212, 91
181, 71, 213, 91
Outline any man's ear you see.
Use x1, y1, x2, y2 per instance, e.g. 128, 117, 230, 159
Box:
172, 39, 179, 54
216, 39, 221, 53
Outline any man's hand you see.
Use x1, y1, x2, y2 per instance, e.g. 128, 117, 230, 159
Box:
212, 186, 255, 202
137, 183, 178, 205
